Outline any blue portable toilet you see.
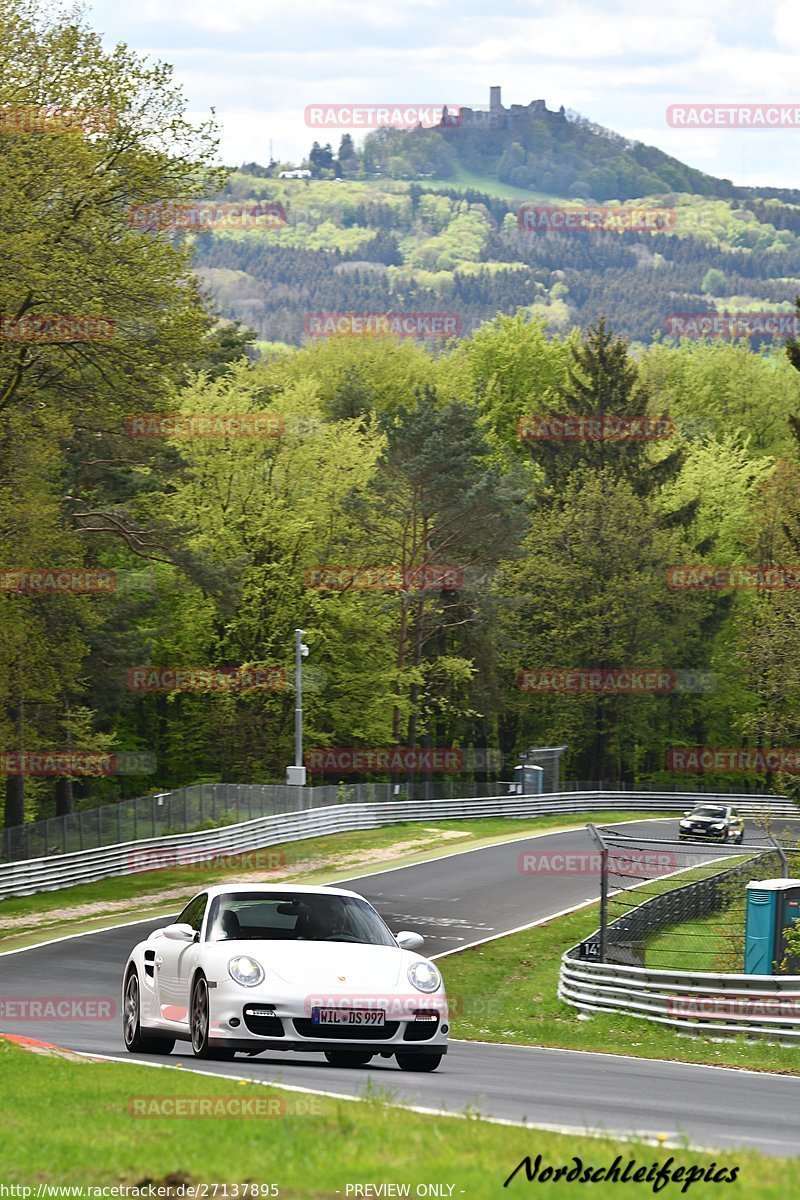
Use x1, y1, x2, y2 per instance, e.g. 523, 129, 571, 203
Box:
745, 879, 800, 975
510, 764, 544, 795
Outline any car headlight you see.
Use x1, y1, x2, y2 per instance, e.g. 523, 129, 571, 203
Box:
710, 823, 725, 831
679, 820, 691, 828
408, 961, 442, 994
228, 956, 265, 987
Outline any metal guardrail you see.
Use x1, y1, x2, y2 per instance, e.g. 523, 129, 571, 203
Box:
0, 781, 430, 864
0, 788, 795, 901
2, 777, 781, 864
559, 954, 800, 1042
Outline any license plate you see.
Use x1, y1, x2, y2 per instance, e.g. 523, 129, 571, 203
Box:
312, 1007, 385, 1026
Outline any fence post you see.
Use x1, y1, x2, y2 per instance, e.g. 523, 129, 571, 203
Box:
586, 822, 607, 962
769, 835, 789, 878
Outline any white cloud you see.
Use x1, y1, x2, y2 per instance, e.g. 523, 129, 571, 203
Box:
85, 0, 800, 184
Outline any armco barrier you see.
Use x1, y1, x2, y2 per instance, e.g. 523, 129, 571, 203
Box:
559, 953, 800, 1042
0, 789, 794, 901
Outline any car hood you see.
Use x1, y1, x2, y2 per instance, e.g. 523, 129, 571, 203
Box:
686, 815, 725, 824
214, 940, 410, 989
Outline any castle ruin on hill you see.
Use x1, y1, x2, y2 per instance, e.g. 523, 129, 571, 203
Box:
440, 86, 567, 129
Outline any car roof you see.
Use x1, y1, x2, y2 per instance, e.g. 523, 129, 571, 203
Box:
195, 883, 363, 901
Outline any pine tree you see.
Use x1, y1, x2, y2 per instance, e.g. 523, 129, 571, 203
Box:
526, 319, 683, 496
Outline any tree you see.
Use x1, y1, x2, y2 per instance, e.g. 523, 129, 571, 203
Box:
458, 311, 575, 456
346, 388, 528, 761
337, 133, 359, 176
528, 320, 682, 496
701, 268, 727, 297
500, 468, 708, 782
309, 142, 334, 176
0, 0, 223, 824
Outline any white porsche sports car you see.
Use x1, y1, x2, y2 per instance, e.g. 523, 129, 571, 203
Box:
122, 883, 448, 1071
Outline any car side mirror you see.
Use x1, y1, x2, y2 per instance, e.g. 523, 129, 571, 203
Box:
683, 811, 692, 816
162, 923, 196, 942
396, 930, 424, 951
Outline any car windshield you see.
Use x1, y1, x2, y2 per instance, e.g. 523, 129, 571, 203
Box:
691, 807, 727, 819
205, 891, 397, 946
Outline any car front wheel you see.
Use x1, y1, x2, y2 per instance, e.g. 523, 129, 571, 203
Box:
123, 969, 175, 1055
190, 974, 235, 1060
395, 1051, 443, 1072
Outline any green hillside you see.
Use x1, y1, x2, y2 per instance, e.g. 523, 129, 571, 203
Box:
194, 172, 800, 346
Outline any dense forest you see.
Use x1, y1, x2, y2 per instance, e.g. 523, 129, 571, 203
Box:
194, 173, 800, 346
7, 1, 800, 833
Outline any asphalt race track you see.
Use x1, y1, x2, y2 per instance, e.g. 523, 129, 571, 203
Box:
4, 816, 800, 1156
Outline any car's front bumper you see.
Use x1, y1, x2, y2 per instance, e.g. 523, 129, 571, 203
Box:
206, 1038, 447, 1056
205, 989, 450, 1054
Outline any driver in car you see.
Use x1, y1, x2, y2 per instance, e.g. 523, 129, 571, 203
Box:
302, 903, 349, 940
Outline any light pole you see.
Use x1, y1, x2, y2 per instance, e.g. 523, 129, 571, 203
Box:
286, 628, 308, 786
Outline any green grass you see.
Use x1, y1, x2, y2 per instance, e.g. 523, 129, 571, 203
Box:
440, 900, 800, 1075
418, 167, 558, 201
643, 904, 745, 973
599, 853, 755, 973
0, 1039, 795, 1194
0, 811, 672, 950
637, 853, 785, 973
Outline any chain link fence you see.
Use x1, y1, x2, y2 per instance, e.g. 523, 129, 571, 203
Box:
0, 777, 526, 864
0, 776, 786, 866
576, 816, 800, 972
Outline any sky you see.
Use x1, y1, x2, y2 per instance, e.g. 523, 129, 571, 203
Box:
84, 0, 800, 189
